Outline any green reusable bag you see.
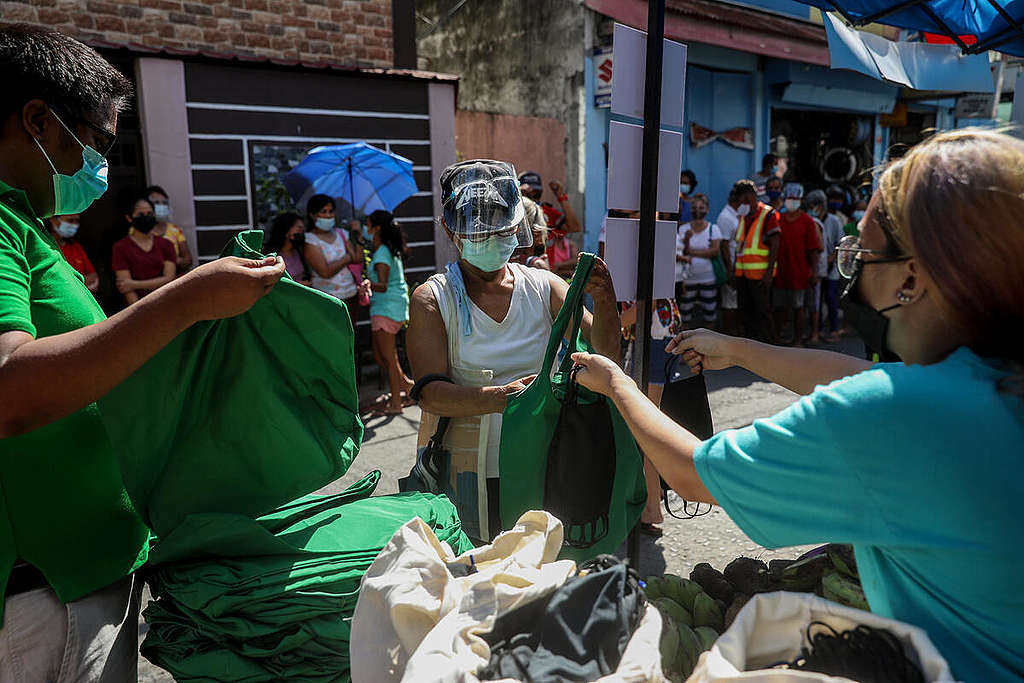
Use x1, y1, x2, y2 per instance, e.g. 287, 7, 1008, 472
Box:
711, 253, 729, 286
499, 253, 646, 562
99, 230, 363, 538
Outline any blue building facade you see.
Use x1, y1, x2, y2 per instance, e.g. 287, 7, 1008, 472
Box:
582, 2, 964, 251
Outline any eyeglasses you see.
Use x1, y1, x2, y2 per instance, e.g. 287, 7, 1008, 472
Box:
52, 105, 117, 157
835, 234, 910, 279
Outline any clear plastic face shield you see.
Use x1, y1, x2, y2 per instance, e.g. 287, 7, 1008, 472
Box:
441, 162, 533, 248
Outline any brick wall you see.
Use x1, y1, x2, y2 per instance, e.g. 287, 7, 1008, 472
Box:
1, 0, 394, 68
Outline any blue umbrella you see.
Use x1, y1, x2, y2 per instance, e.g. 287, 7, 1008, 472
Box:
283, 142, 417, 219
791, 0, 1024, 56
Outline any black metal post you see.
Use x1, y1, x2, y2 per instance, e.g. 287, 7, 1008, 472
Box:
628, 0, 666, 572
631, 0, 665, 399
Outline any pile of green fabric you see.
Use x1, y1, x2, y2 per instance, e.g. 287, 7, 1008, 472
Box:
142, 471, 473, 682
98, 231, 473, 682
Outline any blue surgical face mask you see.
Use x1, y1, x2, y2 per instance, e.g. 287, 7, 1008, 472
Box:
770, 165, 779, 174
55, 220, 79, 238
459, 234, 519, 272
852, 210, 866, 221
362, 225, 372, 241
34, 110, 108, 217
315, 217, 335, 231
679, 183, 691, 195
153, 203, 171, 221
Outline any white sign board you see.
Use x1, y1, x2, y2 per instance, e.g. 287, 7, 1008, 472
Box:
603, 218, 676, 301
955, 93, 995, 118
607, 121, 682, 213
610, 23, 686, 128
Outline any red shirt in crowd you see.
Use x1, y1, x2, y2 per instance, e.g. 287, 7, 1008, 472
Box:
773, 211, 822, 290
541, 204, 565, 234
59, 240, 96, 278
111, 234, 176, 281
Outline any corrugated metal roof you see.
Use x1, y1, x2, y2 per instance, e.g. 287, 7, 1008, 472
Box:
87, 39, 459, 83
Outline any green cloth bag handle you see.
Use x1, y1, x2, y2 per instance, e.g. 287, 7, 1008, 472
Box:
539, 252, 596, 381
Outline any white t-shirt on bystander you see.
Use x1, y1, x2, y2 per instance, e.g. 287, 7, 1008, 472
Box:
677, 222, 723, 285
715, 204, 740, 264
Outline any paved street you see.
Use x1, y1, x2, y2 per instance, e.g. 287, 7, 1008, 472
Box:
140, 336, 863, 679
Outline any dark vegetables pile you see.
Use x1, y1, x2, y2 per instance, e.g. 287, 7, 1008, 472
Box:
645, 544, 871, 682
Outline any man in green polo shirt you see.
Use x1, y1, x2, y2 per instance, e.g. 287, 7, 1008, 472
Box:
0, 24, 286, 680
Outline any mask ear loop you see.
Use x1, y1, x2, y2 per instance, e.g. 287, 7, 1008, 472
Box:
49, 109, 87, 150
33, 107, 89, 176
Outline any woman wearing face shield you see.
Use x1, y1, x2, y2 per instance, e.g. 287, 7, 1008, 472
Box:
567, 129, 1024, 682
407, 159, 622, 542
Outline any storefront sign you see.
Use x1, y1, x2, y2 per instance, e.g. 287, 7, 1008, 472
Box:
594, 47, 612, 108
689, 123, 753, 150
955, 93, 995, 118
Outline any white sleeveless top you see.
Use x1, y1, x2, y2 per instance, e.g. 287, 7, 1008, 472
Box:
427, 262, 553, 475
305, 229, 358, 300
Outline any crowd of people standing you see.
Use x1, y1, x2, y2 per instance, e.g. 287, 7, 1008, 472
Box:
657, 156, 867, 349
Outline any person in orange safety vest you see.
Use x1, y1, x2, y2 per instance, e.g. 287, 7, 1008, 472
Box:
732, 179, 780, 342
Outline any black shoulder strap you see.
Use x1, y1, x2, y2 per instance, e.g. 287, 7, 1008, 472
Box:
410, 373, 454, 402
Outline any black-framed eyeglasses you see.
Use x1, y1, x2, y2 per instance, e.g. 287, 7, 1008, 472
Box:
835, 234, 910, 279
51, 105, 117, 157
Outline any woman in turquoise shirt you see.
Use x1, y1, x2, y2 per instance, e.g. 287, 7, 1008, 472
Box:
362, 210, 412, 415
570, 129, 1024, 682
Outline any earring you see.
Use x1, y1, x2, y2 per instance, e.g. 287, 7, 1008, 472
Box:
896, 291, 913, 304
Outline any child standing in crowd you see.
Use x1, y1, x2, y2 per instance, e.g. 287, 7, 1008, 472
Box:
362, 210, 412, 415
45, 213, 98, 294
801, 190, 828, 345
146, 185, 192, 274
112, 196, 176, 306
266, 212, 310, 286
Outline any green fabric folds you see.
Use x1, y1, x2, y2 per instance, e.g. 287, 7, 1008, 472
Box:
99, 230, 364, 538
97, 231, 474, 682
142, 471, 474, 682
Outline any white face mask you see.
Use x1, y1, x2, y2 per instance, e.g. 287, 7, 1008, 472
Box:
784, 199, 802, 212
736, 204, 751, 217
153, 203, 171, 221
55, 220, 79, 238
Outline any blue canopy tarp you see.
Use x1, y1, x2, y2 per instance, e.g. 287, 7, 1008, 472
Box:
824, 12, 995, 91
795, 0, 1024, 56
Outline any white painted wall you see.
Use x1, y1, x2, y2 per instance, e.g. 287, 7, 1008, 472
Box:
428, 81, 458, 270
135, 58, 197, 261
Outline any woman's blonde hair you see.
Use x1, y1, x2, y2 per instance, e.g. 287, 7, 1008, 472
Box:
877, 129, 1024, 386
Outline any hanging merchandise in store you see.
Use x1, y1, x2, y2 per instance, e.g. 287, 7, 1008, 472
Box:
771, 111, 875, 198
